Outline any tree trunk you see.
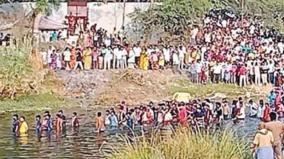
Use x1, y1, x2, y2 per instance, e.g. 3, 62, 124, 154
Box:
122, 0, 126, 28
31, 12, 36, 46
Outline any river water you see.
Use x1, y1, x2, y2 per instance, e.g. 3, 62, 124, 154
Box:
0, 107, 259, 159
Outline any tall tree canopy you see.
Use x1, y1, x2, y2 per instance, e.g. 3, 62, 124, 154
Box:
128, 0, 284, 40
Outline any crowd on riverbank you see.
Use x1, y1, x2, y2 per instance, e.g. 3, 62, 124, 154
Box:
42, 9, 284, 87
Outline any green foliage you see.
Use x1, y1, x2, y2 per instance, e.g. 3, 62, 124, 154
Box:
0, 92, 70, 112
0, 46, 33, 99
34, 0, 60, 15
128, 0, 284, 38
129, 0, 213, 37
110, 129, 251, 159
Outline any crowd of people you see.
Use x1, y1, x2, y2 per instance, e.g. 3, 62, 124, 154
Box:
41, 9, 284, 87
11, 110, 79, 138
11, 83, 284, 159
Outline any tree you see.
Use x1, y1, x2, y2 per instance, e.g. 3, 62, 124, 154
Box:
128, 0, 284, 41
31, 0, 60, 45
129, 0, 213, 40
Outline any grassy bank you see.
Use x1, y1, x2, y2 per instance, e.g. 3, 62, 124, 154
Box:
0, 92, 74, 112
169, 79, 268, 100
110, 129, 251, 159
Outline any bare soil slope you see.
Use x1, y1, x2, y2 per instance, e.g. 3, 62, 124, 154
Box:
55, 69, 270, 107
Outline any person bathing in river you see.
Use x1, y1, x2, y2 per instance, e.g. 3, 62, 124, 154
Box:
35, 115, 41, 134
248, 99, 258, 118
178, 103, 188, 127
19, 116, 29, 137
252, 122, 274, 159
95, 112, 105, 133
104, 110, 111, 130
58, 110, 66, 130
42, 114, 53, 132
262, 103, 271, 122
12, 114, 19, 136
71, 112, 80, 128
236, 102, 246, 121
55, 113, 63, 133
109, 111, 118, 131
222, 99, 230, 120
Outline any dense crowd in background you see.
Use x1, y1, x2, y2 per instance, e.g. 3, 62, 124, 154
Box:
41, 9, 284, 87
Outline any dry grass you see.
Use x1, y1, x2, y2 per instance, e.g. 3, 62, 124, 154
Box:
110, 129, 251, 159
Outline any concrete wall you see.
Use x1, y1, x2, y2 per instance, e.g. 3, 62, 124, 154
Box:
21, 2, 151, 32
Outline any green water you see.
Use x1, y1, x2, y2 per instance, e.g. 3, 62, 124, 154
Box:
0, 107, 258, 158
0, 108, 124, 159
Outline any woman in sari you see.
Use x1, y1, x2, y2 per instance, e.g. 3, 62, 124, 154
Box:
70, 47, 76, 69
82, 47, 92, 70
139, 47, 149, 70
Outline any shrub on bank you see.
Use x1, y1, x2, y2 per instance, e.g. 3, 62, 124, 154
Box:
110, 129, 251, 159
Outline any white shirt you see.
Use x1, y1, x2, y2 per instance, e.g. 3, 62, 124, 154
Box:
213, 65, 222, 74
268, 63, 274, 73
222, 20, 227, 28
47, 49, 53, 63
237, 107, 246, 119
257, 106, 263, 118
128, 50, 135, 63
163, 48, 170, 62
196, 62, 202, 73
63, 50, 71, 61
164, 112, 173, 121
113, 48, 119, 58
278, 42, 284, 54
173, 53, 180, 65
133, 46, 141, 57
178, 46, 186, 59
103, 49, 112, 60
116, 49, 123, 60
104, 38, 111, 47
41, 51, 48, 65
205, 33, 211, 43
191, 28, 198, 39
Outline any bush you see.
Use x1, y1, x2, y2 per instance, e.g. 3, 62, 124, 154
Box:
110, 129, 251, 159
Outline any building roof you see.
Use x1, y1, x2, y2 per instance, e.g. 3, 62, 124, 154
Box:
39, 17, 67, 30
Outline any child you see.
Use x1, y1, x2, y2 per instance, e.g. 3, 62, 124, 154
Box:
19, 116, 29, 137
71, 112, 80, 128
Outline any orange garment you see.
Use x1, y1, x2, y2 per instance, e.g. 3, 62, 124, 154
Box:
70, 48, 76, 69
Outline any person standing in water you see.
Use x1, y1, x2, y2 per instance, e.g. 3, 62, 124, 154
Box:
35, 115, 42, 134
19, 116, 29, 137
12, 114, 19, 136
95, 112, 105, 133
71, 112, 80, 128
